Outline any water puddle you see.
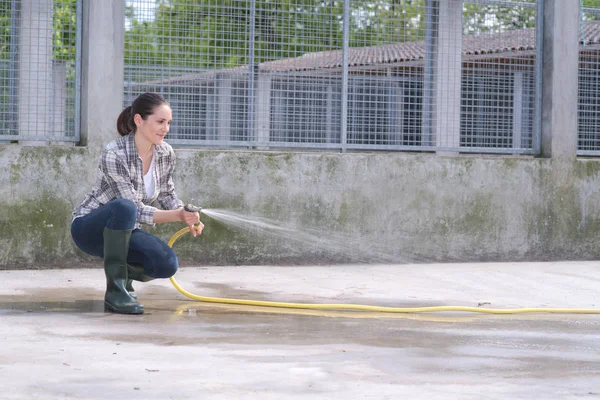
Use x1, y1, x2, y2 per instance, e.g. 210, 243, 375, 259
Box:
0, 287, 105, 313
0, 299, 104, 313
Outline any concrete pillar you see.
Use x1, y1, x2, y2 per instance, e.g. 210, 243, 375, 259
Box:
18, 0, 53, 145
541, 0, 579, 160
512, 72, 524, 149
434, 0, 462, 154
80, 0, 125, 147
256, 74, 272, 146
326, 84, 337, 143
217, 75, 232, 141
52, 61, 67, 137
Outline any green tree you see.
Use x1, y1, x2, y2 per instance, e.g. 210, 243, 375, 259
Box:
0, 0, 77, 61
124, 0, 600, 70
582, 0, 600, 20
0, 1, 13, 60
348, 0, 426, 47
125, 0, 430, 69
126, 0, 349, 68
463, 0, 537, 33
53, 0, 77, 62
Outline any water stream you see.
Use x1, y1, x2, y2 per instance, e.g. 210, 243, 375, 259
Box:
200, 208, 417, 264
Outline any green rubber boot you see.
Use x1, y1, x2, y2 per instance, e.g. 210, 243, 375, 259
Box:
125, 279, 136, 299
126, 263, 155, 299
103, 228, 144, 314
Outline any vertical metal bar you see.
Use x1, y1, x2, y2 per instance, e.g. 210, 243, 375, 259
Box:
534, 0, 544, 154
423, 0, 437, 147
75, 0, 82, 141
328, 84, 336, 144
247, 0, 257, 147
512, 71, 523, 149
340, 0, 350, 153
9, 0, 19, 135
580, 0, 585, 47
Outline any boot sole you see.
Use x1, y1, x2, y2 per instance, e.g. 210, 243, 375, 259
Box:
104, 301, 144, 315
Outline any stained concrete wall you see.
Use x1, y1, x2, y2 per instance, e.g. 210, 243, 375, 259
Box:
2, 0, 599, 268
3, 146, 600, 267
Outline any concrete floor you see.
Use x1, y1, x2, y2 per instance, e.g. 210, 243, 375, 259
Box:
1, 262, 600, 399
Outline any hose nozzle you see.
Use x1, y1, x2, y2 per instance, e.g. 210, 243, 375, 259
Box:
184, 204, 203, 229
184, 204, 202, 213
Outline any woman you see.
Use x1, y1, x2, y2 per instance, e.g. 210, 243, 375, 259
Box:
71, 92, 203, 315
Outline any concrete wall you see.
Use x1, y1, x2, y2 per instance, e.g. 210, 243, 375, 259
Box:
2, 146, 600, 267
2, 0, 599, 268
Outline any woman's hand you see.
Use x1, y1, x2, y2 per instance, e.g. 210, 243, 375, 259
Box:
180, 206, 204, 237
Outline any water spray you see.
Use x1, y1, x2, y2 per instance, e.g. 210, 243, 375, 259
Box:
168, 207, 600, 315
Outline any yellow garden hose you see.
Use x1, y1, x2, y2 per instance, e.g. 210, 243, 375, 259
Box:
168, 226, 600, 314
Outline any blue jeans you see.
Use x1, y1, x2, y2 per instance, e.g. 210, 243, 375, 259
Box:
70, 199, 178, 278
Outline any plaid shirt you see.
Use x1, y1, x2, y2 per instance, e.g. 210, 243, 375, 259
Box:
73, 133, 184, 226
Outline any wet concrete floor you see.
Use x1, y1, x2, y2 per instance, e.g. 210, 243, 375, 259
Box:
1, 262, 600, 399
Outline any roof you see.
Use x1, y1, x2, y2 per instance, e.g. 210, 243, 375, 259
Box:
141, 21, 600, 86
263, 21, 600, 72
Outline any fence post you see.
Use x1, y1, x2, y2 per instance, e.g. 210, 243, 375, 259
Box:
541, 0, 579, 160
433, 0, 462, 155
79, 0, 125, 147
341, 0, 350, 153
247, 0, 257, 148
18, 0, 53, 145
217, 75, 232, 141
423, 0, 437, 147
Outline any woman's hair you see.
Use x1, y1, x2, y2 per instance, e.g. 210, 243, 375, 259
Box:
116, 92, 169, 136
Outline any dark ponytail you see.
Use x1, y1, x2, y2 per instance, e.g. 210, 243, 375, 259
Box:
116, 106, 133, 136
116, 92, 169, 136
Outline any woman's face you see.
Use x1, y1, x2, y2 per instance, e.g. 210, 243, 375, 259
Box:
134, 104, 172, 146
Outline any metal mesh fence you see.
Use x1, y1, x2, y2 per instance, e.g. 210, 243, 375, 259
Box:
461, 0, 537, 151
0, 0, 79, 142
124, 0, 541, 154
578, 6, 600, 155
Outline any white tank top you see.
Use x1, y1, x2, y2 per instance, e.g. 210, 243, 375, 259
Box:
143, 157, 156, 199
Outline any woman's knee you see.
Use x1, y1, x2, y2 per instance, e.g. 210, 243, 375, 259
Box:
129, 231, 178, 278
107, 199, 137, 230
153, 254, 178, 278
